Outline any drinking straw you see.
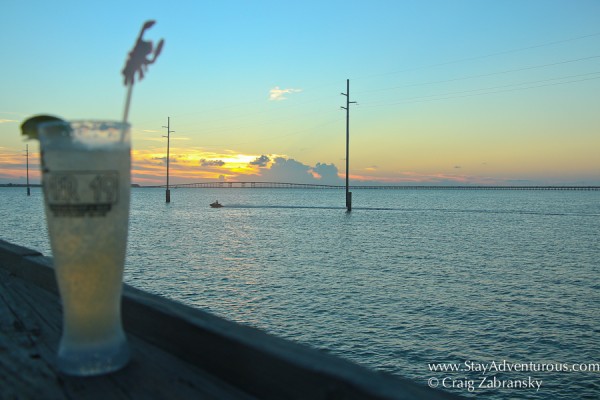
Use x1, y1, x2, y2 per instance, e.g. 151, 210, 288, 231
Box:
122, 83, 134, 125
121, 20, 164, 140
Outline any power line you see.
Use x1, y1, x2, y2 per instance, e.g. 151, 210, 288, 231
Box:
194, 116, 345, 148
139, 32, 600, 131
362, 74, 600, 108
357, 55, 600, 96
172, 104, 341, 142
132, 31, 600, 149
355, 32, 600, 81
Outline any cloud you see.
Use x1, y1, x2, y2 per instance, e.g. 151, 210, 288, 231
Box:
258, 157, 314, 183
242, 157, 343, 185
313, 163, 344, 185
269, 86, 302, 101
140, 136, 192, 144
200, 159, 225, 167
151, 155, 180, 165
249, 155, 271, 167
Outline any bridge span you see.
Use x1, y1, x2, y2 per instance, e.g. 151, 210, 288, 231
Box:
152, 182, 600, 190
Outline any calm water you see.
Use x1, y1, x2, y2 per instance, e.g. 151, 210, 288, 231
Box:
1, 186, 599, 399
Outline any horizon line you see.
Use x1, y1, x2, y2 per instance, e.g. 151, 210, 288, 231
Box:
2, 182, 599, 191
147, 181, 600, 191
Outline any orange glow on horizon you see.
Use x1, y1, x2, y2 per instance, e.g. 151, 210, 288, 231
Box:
1, 145, 597, 186
0, 151, 41, 182
131, 148, 266, 185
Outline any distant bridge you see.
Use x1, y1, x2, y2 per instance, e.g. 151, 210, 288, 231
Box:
152, 182, 600, 190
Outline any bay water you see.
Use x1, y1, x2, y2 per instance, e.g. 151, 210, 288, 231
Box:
1, 186, 599, 399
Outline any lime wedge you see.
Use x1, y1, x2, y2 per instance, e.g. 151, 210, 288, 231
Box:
21, 115, 65, 140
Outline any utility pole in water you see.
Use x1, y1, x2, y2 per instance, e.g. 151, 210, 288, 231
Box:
162, 117, 175, 203
341, 79, 357, 212
25, 144, 30, 196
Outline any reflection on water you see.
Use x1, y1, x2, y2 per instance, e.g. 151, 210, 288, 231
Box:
1, 187, 599, 399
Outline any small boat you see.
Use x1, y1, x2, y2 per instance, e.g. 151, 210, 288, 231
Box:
210, 200, 223, 208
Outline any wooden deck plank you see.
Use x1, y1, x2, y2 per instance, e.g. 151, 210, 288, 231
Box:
0, 239, 460, 399
0, 263, 254, 399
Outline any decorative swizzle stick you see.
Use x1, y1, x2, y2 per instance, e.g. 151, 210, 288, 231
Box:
21, 21, 164, 143
121, 20, 164, 124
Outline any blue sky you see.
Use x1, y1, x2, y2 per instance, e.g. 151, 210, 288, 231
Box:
1, 0, 599, 185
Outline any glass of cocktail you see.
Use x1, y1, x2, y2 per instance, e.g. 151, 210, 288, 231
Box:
20, 19, 163, 376
38, 120, 131, 376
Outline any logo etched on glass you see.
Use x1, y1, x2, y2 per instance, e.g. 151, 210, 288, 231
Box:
45, 171, 119, 217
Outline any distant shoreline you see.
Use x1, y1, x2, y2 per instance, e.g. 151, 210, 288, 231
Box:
0, 183, 142, 188
2, 183, 598, 191
136, 184, 600, 191
0, 183, 42, 188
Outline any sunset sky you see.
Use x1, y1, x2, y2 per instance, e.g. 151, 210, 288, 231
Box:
1, 1, 599, 186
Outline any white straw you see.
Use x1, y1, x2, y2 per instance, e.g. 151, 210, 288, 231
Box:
121, 83, 133, 142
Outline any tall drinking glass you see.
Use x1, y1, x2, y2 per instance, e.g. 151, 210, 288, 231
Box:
38, 120, 131, 376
